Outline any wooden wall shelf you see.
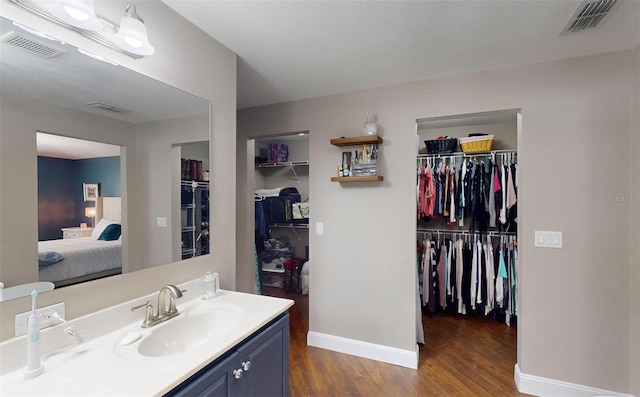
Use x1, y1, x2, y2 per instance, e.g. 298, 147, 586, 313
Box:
331, 176, 383, 182
330, 135, 383, 147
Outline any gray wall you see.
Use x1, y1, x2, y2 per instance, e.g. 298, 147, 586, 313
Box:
134, 114, 210, 269
238, 50, 637, 394
631, 43, 640, 396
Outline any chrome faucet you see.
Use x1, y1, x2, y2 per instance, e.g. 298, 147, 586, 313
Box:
131, 285, 185, 328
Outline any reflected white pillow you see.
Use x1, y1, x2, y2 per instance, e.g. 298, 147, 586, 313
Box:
92, 218, 116, 239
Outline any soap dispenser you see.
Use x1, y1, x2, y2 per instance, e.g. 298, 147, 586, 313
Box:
24, 290, 43, 379
201, 271, 220, 300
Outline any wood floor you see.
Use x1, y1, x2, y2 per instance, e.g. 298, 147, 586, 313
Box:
263, 286, 531, 397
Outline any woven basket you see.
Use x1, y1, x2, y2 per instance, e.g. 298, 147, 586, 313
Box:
424, 138, 457, 154
459, 135, 494, 153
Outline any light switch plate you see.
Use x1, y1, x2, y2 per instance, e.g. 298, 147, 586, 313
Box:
534, 231, 562, 248
15, 302, 66, 337
157, 217, 168, 228
316, 222, 324, 235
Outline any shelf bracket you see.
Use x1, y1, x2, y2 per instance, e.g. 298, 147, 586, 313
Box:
289, 165, 300, 182
290, 224, 301, 240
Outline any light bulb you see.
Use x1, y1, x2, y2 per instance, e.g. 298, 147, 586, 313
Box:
124, 36, 144, 48
111, 10, 154, 56
45, 0, 103, 31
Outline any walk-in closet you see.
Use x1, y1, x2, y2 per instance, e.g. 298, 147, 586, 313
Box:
415, 110, 520, 351
251, 133, 310, 296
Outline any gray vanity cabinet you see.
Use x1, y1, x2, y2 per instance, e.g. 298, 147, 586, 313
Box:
236, 312, 290, 396
167, 312, 290, 397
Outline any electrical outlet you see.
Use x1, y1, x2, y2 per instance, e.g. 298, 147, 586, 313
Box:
157, 217, 168, 228
534, 231, 563, 248
15, 302, 66, 337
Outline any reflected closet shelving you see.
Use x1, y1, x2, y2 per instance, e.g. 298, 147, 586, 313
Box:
181, 180, 209, 259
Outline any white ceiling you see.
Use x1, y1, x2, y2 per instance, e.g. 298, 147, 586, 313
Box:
163, 0, 640, 109
36, 132, 120, 160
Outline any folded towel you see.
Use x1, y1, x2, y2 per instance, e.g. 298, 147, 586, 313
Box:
255, 187, 283, 198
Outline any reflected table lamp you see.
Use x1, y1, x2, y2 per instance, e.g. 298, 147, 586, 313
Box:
85, 207, 96, 228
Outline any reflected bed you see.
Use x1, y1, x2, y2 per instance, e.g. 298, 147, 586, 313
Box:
39, 237, 121, 287
39, 197, 122, 287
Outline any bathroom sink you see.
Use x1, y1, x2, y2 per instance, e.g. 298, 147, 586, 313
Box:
137, 308, 240, 357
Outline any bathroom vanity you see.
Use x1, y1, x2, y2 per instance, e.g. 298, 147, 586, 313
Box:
168, 313, 289, 396
0, 278, 293, 396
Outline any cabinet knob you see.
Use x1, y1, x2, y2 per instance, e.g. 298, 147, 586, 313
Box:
233, 368, 243, 379
242, 361, 251, 371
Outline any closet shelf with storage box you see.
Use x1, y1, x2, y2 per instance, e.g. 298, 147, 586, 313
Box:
330, 135, 383, 182
255, 160, 309, 168
256, 161, 309, 182
330, 175, 383, 182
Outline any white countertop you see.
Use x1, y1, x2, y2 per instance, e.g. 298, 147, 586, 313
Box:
0, 279, 293, 396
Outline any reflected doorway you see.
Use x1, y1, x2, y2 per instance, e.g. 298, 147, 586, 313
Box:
37, 132, 122, 287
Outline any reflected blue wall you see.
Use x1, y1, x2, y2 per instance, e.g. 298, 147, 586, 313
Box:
38, 156, 120, 240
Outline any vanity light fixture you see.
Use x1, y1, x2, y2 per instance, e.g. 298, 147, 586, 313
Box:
111, 4, 154, 56
45, 0, 103, 31
8, 0, 154, 59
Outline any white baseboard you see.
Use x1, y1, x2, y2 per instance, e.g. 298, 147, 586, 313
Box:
514, 363, 634, 397
307, 331, 418, 369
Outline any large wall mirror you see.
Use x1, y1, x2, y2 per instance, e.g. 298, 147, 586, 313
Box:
0, 16, 211, 300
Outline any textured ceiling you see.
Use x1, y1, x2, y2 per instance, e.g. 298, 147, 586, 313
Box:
36, 132, 121, 160
163, 0, 640, 109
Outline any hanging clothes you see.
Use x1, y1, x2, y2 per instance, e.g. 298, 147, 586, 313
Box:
438, 243, 446, 309
416, 151, 518, 326
417, 152, 517, 233
416, 232, 518, 326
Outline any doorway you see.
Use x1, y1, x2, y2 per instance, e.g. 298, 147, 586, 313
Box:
248, 132, 310, 297
415, 109, 521, 373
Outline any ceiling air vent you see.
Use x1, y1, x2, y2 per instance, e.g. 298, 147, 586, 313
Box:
87, 102, 131, 113
562, 0, 620, 35
0, 31, 65, 58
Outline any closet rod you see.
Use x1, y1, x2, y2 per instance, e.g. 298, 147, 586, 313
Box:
416, 148, 517, 160
417, 228, 516, 236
